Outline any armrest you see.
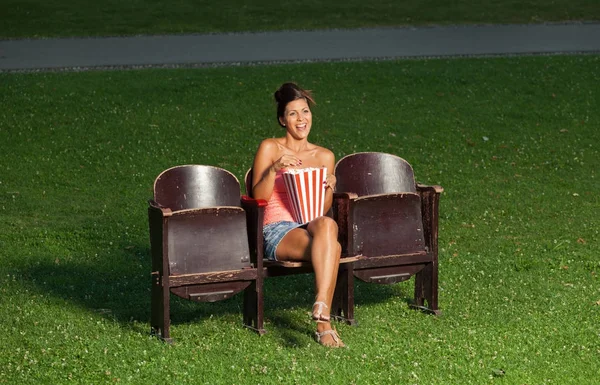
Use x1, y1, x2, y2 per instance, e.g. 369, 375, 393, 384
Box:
148, 200, 169, 278
333, 192, 358, 200
148, 199, 172, 216
416, 184, 444, 194
332, 192, 358, 257
241, 196, 267, 230
415, 184, 442, 255
240, 195, 266, 267
241, 195, 268, 207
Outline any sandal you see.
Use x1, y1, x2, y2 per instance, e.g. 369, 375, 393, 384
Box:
312, 301, 331, 322
314, 328, 345, 348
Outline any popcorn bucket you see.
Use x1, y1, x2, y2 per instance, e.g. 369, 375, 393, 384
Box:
282, 167, 327, 224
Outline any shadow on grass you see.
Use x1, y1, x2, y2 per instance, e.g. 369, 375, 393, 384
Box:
22, 243, 245, 331
22, 241, 415, 337
265, 312, 312, 348
23, 244, 151, 325
257, 275, 416, 347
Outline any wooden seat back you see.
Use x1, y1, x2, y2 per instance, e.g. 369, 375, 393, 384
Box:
155, 164, 241, 210
334, 152, 425, 257
152, 165, 250, 275
335, 152, 417, 196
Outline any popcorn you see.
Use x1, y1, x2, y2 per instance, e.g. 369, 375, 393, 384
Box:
282, 167, 327, 224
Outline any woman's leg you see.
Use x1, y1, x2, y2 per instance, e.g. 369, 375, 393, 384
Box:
275, 217, 344, 347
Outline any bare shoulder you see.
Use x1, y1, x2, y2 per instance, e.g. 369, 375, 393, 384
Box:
314, 145, 334, 159
312, 145, 335, 167
258, 138, 280, 151
256, 138, 284, 157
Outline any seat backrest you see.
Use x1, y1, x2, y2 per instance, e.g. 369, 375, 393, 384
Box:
154, 165, 241, 210
334, 152, 416, 196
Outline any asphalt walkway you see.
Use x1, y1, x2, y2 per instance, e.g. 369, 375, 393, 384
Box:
1, 22, 599, 72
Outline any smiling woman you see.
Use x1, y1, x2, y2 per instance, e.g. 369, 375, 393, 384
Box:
251, 82, 344, 348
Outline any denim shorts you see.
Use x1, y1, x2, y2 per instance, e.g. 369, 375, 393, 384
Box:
263, 221, 306, 261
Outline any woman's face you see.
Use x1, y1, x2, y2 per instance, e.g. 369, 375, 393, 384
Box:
280, 98, 312, 140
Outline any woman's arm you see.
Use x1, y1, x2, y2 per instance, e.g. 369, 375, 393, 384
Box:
251, 139, 278, 200
251, 139, 303, 200
319, 148, 336, 214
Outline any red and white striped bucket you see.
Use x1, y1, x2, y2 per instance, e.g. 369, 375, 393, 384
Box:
282, 167, 327, 224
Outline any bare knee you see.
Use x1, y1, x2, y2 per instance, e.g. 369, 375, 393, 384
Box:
308, 217, 341, 260
308, 216, 338, 238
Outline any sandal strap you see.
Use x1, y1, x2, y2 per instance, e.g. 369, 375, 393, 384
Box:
315, 329, 340, 343
312, 301, 331, 321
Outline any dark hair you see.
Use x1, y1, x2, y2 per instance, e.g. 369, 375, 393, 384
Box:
274, 82, 315, 127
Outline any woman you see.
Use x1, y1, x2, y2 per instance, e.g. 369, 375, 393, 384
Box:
251, 82, 344, 348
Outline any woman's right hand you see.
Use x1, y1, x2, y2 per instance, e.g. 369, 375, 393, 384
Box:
271, 154, 303, 173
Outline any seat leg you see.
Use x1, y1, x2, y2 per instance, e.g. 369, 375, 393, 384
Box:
412, 262, 441, 315
151, 274, 173, 343
332, 264, 357, 325
243, 281, 266, 335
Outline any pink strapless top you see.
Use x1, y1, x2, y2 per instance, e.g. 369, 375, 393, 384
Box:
263, 169, 295, 225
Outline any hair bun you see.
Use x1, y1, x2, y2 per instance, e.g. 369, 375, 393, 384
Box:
274, 89, 282, 103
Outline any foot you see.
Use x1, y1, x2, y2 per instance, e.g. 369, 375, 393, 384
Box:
312, 301, 331, 322
314, 326, 345, 348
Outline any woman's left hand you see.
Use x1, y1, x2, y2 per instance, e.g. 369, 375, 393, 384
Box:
325, 174, 336, 191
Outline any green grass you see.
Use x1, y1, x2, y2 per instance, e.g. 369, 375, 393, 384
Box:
1, 56, 599, 383
1, 0, 599, 38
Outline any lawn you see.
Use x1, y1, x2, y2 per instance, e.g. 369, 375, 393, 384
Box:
1, 55, 599, 383
1, 0, 599, 38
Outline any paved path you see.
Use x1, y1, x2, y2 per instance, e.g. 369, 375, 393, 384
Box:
1, 23, 599, 72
